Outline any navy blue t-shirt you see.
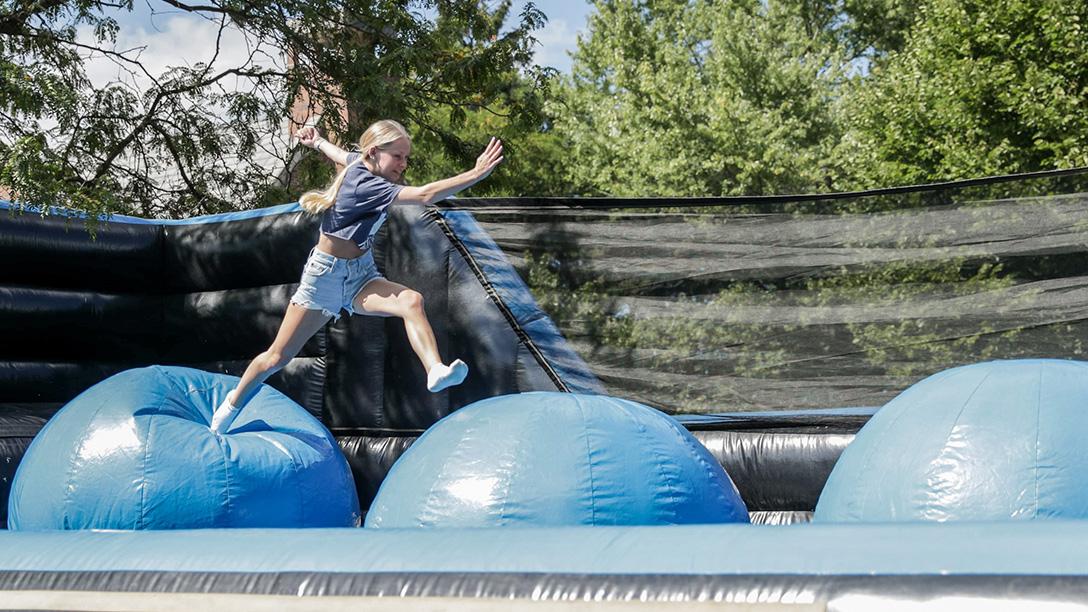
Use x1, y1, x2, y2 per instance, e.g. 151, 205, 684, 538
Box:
320, 152, 404, 250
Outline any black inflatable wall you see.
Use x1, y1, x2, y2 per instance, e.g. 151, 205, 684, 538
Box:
0, 202, 861, 524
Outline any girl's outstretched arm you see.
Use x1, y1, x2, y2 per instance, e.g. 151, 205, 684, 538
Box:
297, 126, 352, 166
397, 137, 504, 205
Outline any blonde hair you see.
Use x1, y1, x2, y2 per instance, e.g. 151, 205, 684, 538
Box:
299, 119, 410, 214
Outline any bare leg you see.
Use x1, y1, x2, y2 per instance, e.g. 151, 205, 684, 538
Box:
353, 279, 468, 392
210, 303, 331, 432
353, 278, 441, 372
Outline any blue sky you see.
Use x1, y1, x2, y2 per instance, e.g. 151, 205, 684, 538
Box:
512, 1, 592, 73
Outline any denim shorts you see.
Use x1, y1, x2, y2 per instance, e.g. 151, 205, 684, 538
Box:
290, 247, 384, 321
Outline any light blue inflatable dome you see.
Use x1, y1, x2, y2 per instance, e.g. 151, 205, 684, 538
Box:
9, 366, 360, 530
815, 359, 1088, 522
365, 392, 749, 528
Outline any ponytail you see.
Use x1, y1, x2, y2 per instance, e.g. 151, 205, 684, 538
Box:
299, 119, 410, 215
299, 157, 360, 213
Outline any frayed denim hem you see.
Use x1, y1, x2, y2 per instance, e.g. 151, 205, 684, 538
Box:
290, 298, 341, 322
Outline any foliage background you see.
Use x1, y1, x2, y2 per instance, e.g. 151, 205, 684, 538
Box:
4, 0, 1088, 412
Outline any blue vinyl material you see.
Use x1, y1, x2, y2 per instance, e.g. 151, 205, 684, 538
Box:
2, 522, 1088, 575
0, 199, 301, 225
366, 392, 749, 527
439, 210, 604, 394
815, 359, 1088, 522
8, 366, 360, 530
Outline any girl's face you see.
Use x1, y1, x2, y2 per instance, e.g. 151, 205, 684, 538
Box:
369, 137, 411, 183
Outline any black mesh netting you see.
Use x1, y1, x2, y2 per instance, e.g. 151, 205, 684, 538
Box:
456, 170, 1088, 414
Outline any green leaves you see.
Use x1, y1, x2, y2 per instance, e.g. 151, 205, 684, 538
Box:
4, 0, 1086, 215
517, 1, 1088, 411
554, 0, 850, 197
0, 0, 549, 217
843, 0, 1088, 186
553, 0, 1087, 197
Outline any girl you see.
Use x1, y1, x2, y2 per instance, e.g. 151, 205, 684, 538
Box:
210, 120, 504, 433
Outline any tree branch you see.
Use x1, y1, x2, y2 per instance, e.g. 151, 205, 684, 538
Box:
149, 121, 219, 205
0, 0, 71, 35
88, 63, 286, 184
19, 29, 161, 84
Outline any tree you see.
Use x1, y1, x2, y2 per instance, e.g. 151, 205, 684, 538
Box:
407, 94, 583, 198
552, 0, 853, 197
841, 0, 1088, 187
1, 0, 550, 218
839, 0, 917, 60
528, 0, 1085, 414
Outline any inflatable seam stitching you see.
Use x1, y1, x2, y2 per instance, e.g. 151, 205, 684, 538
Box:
929, 368, 993, 521
136, 403, 157, 530
635, 403, 676, 522
289, 433, 306, 526
418, 417, 465, 528
219, 429, 234, 528
1033, 365, 1043, 519
257, 431, 307, 526
574, 395, 598, 525
671, 411, 741, 522
61, 392, 112, 529
495, 407, 531, 525
848, 370, 960, 520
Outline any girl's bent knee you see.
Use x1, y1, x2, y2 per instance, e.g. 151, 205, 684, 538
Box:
401, 290, 424, 312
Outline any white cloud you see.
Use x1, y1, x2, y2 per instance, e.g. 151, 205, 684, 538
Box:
77, 15, 284, 92
69, 15, 292, 196
532, 17, 578, 72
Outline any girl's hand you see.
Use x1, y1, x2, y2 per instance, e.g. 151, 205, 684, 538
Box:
296, 126, 322, 149
474, 137, 504, 180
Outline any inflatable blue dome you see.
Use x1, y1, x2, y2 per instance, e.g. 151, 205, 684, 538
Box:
815, 359, 1088, 522
8, 366, 360, 530
366, 392, 749, 528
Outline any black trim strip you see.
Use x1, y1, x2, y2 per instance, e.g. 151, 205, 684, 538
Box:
332, 427, 423, 437
440, 165, 1088, 210
425, 208, 570, 393
680, 414, 873, 432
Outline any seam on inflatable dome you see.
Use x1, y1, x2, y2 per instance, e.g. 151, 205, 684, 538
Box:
1033, 365, 1043, 519
573, 395, 598, 525
851, 408, 904, 519
634, 402, 677, 522
259, 431, 306, 526
136, 391, 163, 530
419, 418, 469, 528
665, 408, 739, 521
62, 394, 112, 530
928, 369, 993, 521
218, 432, 234, 528
495, 404, 539, 525
851, 377, 939, 520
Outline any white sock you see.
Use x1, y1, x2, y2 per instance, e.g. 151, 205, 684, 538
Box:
210, 397, 240, 433
427, 359, 468, 392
